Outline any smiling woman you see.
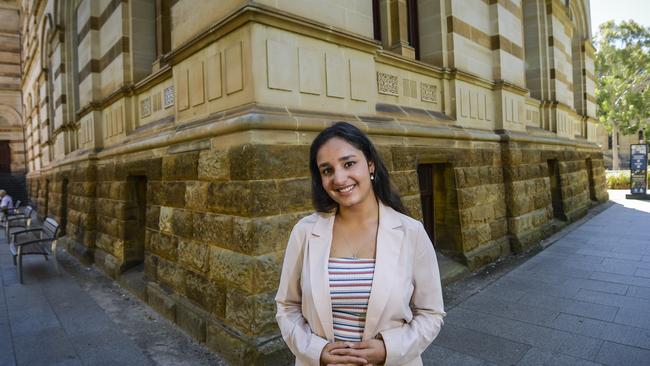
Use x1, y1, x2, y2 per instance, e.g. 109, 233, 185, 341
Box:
275, 122, 446, 366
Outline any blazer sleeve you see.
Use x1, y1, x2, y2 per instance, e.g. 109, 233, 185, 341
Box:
275, 223, 328, 365
380, 223, 446, 365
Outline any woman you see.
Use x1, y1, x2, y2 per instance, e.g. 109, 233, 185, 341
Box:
276, 122, 445, 366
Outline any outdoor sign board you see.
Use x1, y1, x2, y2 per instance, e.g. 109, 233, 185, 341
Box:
630, 144, 648, 195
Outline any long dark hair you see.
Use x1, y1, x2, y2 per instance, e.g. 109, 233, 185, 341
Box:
309, 122, 407, 214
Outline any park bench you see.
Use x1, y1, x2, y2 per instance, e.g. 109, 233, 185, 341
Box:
9, 217, 60, 284
3, 205, 33, 239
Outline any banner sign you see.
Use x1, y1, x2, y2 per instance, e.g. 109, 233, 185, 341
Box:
630, 144, 648, 195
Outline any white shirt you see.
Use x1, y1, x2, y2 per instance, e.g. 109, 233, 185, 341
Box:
0, 195, 13, 209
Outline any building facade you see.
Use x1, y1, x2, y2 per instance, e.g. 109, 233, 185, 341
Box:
0, 1, 22, 174
18, 0, 607, 363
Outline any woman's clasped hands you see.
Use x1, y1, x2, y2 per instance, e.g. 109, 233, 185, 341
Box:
320, 339, 386, 366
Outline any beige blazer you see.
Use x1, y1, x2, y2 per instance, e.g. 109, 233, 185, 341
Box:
275, 203, 446, 366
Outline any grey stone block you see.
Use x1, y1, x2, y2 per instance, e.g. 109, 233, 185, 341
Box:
575, 288, 650, 311
432, 324, 530, 365
459, 293, 559, 326
614, 308, 650, 330
446, 308, 603, 360
422, 344, 496, 366
550, 313, 650, 350
565, 278, 628, 295
516, 348, 603, 366
627, 285, 650, 300
12, 327, 79, 366
519, 292, 618, 321
590, 271, 650, 289
596, 341, 650, 366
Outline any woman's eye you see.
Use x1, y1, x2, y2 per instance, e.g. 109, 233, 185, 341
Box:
322, 168, 332, 176
344, 161, 355, 168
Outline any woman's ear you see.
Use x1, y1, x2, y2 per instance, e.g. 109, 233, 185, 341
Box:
368, 161, 375, 174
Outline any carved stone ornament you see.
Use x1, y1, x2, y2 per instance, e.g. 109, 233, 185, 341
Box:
164, 86, 175, 109
377, 72, 399, 96
421, 83, 437, 103
140, 97, 151, 118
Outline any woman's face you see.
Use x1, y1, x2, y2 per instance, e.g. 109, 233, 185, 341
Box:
316, 137, 375, 209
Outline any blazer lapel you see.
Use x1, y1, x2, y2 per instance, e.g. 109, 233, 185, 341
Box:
363, 203, 404, 340
307, 212, 335, 341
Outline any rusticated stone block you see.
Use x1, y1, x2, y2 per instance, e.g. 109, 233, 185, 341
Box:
109, 182, 128, 200
147, 282, 176, 322
198, 149, 230, 181
171, 209, 193, 238
208, 246, 255, 290
402, 195, 421, 221
163, 152, 199, 181
159, 206, 173, 233
391, 170, 419, 197
116, 158, 162, 180
162, 182, 186, 208
208, 247, 282, 294
150, 232, 178, 261
232, 213, 302, 256
229, 144, 309, 180
192, 212, 233, 247
185, 181, 208, 211
207, 180, 279, 217
176, 300, 207, 342
178, 239, 209, 273
146, 205, 160, 230
225, 289, 278, 336
461, 224, 491, 252
144, 253, 158, 280
97, 162, 116, 181
157, 256, 186, 295
276, 178, 311, 213
184, 270, 226, 318
148, 181, 164, 206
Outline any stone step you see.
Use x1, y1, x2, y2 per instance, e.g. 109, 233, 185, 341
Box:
437, 253, 469, 286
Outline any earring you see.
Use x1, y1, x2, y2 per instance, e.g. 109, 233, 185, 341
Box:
370, 172, 375, 182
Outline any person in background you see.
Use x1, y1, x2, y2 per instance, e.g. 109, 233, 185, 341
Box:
276, 122, 445, 366
0, 189, 13, 221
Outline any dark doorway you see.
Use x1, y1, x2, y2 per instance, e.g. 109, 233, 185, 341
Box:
417, 163, 461, 257
43, 179, 50, 219
124, 176, 148, 270
585, 158, 597, 201
61, 178, 69, 235
0, 141, 10, 172
547, 159, 566, 220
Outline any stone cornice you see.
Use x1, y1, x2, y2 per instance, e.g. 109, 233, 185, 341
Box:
163, 3, 380, 66
375, 50, 446, 79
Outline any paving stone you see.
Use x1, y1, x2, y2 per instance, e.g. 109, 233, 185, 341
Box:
575, 288, 650, 312
564, 278, 628, 295
635, 268, 650, 278
432, 324, 530, 365
590, 271, 650, 288
516, 348, 603, 366
518, 292, 618, 321
614, 308, 650, 330
549, 313, 650, 350
576, 249, 643, 261
596, 341, 650, 366
422, 344, 497, 366
12, 327, 79, 366
446, 308, 603, 360
459, 293, 559, 326
627, 285, 650, 300
68, 328, 154, 366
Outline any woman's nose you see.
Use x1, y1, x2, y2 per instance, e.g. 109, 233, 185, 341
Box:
332, 169, 347, 185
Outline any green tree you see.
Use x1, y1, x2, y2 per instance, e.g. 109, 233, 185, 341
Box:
595, 20, 650, 169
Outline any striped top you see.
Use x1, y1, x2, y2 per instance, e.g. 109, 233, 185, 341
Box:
328, 257, 375, 342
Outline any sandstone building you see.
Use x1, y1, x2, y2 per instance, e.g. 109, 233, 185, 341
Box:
15, 0, 606, 363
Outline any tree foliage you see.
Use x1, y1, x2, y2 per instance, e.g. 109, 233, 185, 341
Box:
595, 20, 650, 134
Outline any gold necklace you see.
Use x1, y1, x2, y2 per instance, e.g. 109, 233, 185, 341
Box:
336, 214, 379, 260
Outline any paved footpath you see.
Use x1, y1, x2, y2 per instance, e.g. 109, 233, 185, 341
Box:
0, 228, 226, 365
2, 191, 650, 366
424, 190, 650, 366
